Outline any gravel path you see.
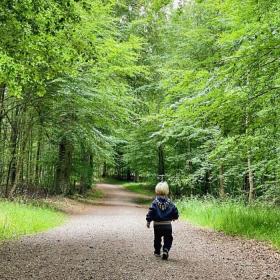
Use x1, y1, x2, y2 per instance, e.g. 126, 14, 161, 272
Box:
0, 183, 280, 280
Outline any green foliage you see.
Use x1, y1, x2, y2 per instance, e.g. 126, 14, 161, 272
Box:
0, 0, 81, 96
0, 200, 65, 240
121, 0, 280, 201
122, 182, 154, 196
71, 187, 104, 204
0, 0, 145, 196
1, 0, 280, 202
177, 198, 280, 248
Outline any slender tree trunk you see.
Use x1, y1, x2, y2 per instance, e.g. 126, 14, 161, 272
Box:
219, 164, 225, 199
9, 116, 32, 197
35, 127, 42, 185
6, 107, 20, 196
0, 84, 5, 132
126, 168, 132, 181
0, 85, 6, 189
246, 112, 254, 203
0, 125, 7, 187
158, 144, 165, 176
102, 162, 107, 178
247, 152, 254, 203
134, 171, 139, 182
89, 154, 93, 185
203, 170, 211, 195
188, 140, 193, 172
26, 127, 33, 185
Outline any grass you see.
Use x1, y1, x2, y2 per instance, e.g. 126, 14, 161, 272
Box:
99, 178, 154, 205
70, 187, 104, 204
132, 197, 153, 205
0, 200, 65, 241
98, 177, 127, 185
99, 177, 155, 197
176, 198, 280, 249
122, 182, 155, 197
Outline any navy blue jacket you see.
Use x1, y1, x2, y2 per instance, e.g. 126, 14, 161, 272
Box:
146, 196, 179, 223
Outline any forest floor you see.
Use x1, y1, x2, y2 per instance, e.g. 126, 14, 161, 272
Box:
0, 183, 280, 280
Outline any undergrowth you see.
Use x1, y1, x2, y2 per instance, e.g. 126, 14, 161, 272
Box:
0, 200, 65, 241
122, 182, 154, 196
176, 198, 280, 249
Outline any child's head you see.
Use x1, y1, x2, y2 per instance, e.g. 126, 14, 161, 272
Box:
155, 181, 169, 196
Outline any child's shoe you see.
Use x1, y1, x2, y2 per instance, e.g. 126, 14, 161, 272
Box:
162, 249, 169, 260
154, 251, 161, 257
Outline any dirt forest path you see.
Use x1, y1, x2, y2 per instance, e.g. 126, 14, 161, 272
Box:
0, 183, 280, 280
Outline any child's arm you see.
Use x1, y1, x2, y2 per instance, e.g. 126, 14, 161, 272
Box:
146, 203, 155, 228
172, 204, 179, 220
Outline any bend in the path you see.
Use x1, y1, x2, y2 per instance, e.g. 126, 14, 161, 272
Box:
94, 183, 152, 207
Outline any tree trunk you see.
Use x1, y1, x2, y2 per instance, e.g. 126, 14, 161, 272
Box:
158, 144, 165, 176
219, 164, 225, 199
0, 85, 6, 188
0, 84, 5, 132
188, 140, 192, 172
80, 149, 93, 194
6, 107, 19, 196
247, 152, 254, 203
35, 127, 42, 185
126, 168, 132, 181
134, 171, 139, 182
246, 111, 254, 203
203, 170, 211, 195
55, 137, 73, 194
102, 162, 107, 178
9, 116, 32, 197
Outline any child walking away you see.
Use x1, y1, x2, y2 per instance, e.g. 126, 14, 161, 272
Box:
146, 182, 179, 260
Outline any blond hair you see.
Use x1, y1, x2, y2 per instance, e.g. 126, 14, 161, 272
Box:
155, 181, 169, 196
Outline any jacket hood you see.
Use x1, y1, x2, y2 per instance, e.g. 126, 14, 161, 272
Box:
155, 196, 171, 211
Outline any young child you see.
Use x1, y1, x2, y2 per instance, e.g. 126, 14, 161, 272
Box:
146, 181, 179, 260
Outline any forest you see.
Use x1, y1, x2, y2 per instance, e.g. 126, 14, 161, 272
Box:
1, 2, 280, 278
1, 0, 280, 205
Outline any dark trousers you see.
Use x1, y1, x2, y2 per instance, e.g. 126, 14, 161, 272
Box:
154, 224, 173, 253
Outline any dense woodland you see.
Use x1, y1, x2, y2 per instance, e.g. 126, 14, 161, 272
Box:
0, 0, 280, 203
